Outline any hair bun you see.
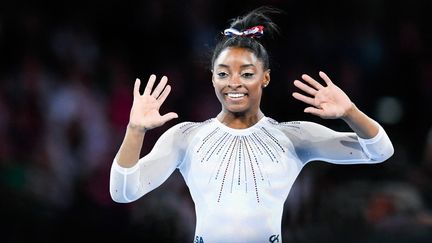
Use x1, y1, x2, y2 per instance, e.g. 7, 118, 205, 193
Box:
228, 6, 281, 40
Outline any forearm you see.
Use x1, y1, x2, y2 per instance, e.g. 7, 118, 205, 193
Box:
342, 103, 379, 139
116, 124, 147, 168
110, 123, 184, 202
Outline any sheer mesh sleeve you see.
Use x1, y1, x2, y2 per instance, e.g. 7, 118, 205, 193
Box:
280, 121, 394, 165
109, 123, 187, 203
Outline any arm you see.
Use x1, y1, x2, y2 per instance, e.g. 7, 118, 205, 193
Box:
282, 121, 393, 164
110, 74, 179, 203
110, 124, 185, 202
291, 71, 394, 163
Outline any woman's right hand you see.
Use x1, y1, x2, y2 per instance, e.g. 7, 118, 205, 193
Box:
128, 74, 178, 132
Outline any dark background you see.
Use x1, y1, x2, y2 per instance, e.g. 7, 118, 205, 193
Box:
1, 0, 431, 242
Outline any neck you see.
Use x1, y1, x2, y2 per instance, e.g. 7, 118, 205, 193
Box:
216, 111, 264, 129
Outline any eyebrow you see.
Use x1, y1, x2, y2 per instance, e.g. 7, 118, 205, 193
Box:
217, 64, 255, 68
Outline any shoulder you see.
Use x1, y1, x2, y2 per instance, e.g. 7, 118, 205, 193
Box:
265, 117, 334, 137
167, 118, 216, 138
266, 117, 322, 131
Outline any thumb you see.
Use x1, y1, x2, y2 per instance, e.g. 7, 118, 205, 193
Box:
304, 107, 324, 117
161, 112, 179, 123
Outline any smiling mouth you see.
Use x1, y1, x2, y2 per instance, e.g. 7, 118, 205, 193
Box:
225, 93, 246, 98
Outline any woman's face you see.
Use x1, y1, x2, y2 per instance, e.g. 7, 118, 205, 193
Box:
212, 47, 270, 116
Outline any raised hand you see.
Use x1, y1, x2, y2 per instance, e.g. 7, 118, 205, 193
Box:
129, 74, 178, 131
292, 71, 353, 119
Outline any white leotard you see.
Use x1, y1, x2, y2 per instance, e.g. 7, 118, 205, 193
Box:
110, 117, 394, 243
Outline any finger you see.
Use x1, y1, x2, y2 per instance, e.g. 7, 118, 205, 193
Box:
319, 71, 333, 85
161, 112, 179, 123
134, 78, 141, 97
292, 92, 315, 106
143, 74, 157, 96
301, 74, 324, 90
304, 107, 325, 117
293, 80, 317, 96
157, 84, 171, 105
151, 76, 168, 98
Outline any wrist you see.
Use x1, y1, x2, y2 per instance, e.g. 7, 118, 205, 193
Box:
127, 123, 148, 133
341, 102, 358, 121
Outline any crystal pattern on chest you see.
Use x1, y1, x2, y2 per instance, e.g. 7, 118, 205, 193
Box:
181, 121, 286, 203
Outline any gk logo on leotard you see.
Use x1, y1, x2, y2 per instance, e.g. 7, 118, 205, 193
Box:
194, 235, 204, 243
269, 234, 280, 243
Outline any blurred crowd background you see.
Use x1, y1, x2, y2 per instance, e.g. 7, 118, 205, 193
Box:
1, 0, 432, 242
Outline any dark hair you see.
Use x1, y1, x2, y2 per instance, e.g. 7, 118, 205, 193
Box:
211, 6, 281, 70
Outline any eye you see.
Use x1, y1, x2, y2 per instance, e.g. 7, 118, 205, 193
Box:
217, 72, 228, 78
242, 72, 254, 78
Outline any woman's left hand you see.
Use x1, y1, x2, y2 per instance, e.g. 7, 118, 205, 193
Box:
292, 71, 353, 119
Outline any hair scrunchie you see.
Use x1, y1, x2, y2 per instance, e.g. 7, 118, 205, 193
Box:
223, 25, 264, 38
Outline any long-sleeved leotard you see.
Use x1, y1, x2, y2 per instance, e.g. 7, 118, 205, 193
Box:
110, 117, 394, 243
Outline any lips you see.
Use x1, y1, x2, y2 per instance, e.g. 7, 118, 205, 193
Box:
226, 93, 246, 98
223, 90, 248, 104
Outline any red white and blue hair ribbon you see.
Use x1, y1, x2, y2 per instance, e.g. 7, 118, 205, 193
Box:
223, 25, 264, 38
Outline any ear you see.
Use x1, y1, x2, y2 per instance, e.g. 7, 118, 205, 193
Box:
262, 69, 271, 88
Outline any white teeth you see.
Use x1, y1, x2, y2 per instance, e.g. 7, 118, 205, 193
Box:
227, 93, 245, 98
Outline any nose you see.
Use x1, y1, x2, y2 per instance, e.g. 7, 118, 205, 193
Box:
228, 83, 242, 89
227, 74, 242, 89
